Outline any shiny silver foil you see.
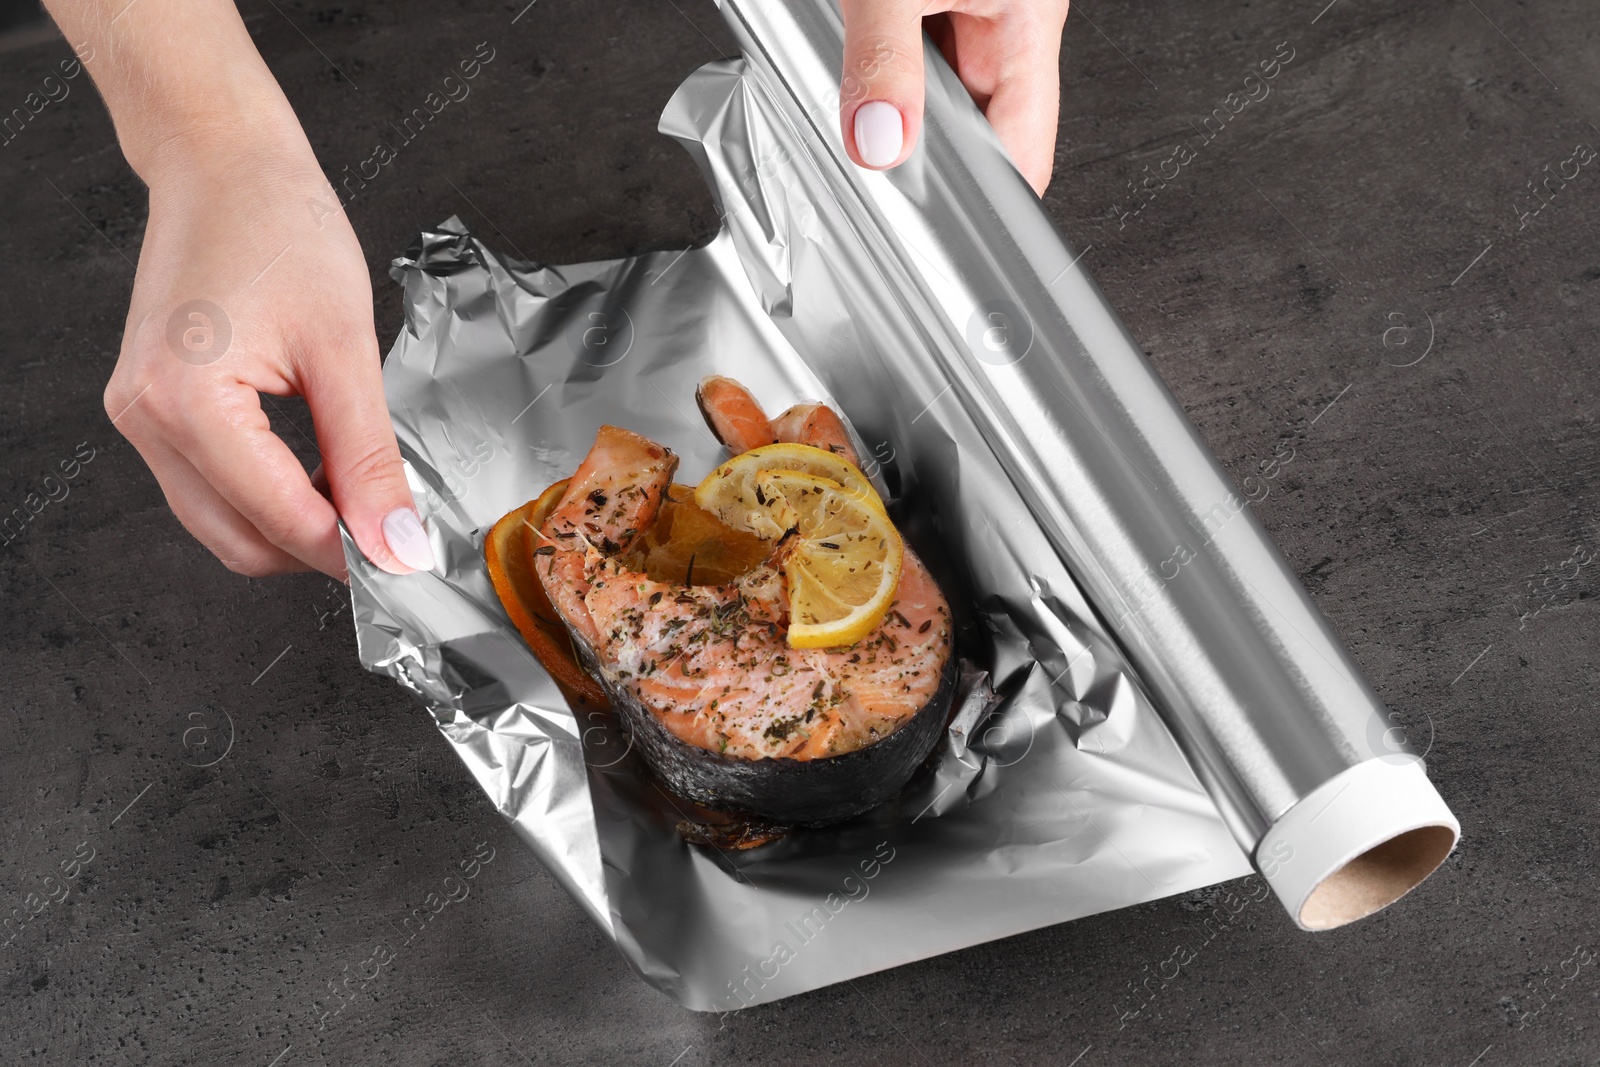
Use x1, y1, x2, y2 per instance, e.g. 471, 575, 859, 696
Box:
347, 0, 1448, 1010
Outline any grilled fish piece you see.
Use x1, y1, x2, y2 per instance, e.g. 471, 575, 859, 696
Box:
527, 382, 955, 825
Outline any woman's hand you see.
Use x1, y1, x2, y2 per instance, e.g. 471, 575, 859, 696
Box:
839, 0, 1071, 195
102, 126, 431, 579
48, 0, 431, 580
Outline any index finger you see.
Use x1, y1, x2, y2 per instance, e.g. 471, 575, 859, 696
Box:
146, 376, 348, 577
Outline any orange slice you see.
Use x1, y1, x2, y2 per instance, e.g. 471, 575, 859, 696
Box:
484, 478, 607, 708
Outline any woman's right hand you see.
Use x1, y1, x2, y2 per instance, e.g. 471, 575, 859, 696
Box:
103, 124, 432, 580
840, 0, 1072, 195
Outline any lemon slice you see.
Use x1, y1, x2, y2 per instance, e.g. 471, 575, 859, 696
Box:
752, 470, 903, 648
694, 442, 885, 539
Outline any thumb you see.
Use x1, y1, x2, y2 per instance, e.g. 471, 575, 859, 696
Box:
839, 0, 926, 172
981, 45, 1063, 197
300, 339, 434, 575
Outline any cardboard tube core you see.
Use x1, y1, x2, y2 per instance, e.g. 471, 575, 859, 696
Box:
1298, 824, 1457, 929
1257, 759, 1459, 931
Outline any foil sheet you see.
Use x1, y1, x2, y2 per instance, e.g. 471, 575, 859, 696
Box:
346, 212, 1250, 1008
347, 0, 1443, 1010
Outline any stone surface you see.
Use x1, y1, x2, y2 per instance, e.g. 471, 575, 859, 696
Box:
1, 0, 1596, 1064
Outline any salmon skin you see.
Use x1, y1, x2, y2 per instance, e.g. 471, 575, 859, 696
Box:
532, 384, 956, 826
569, 618, 957, 825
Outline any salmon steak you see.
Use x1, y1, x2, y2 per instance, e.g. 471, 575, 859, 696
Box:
516, 377, 957, 826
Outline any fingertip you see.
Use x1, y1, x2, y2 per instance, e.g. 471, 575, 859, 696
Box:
325, 453, 426, 577
378, 505, 435, 575
983, 71, 1063, 199
1026, 161, 1055, 197
852, 100, 906, 169
839, 0, 926, 173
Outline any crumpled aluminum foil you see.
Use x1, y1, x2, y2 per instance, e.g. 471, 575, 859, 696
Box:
346, 205, 1250, 1007
343, 51, 1260, 1013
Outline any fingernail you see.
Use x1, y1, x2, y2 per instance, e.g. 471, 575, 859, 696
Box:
381, 507, 435, 572
853, 100, 903, 168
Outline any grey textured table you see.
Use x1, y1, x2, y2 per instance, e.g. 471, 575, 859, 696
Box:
2, 1, 1596, 1064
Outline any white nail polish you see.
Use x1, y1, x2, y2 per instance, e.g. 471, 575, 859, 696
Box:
854, 100, 903, 168
381, 507, 436, 572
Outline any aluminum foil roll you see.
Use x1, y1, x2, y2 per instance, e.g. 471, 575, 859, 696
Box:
708, 0, 1459, 927
346, 0, 1456, 1010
